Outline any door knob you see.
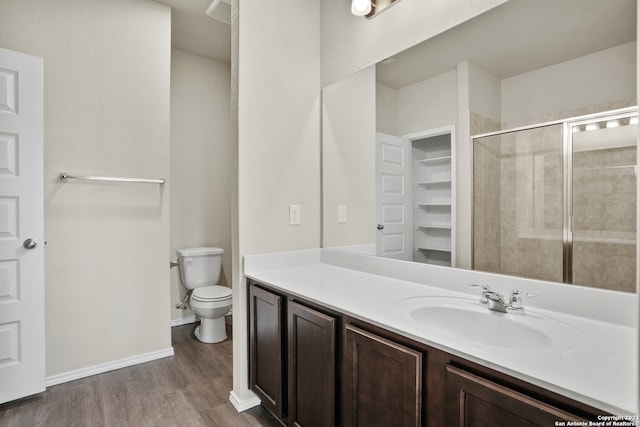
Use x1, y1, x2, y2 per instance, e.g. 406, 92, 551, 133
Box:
377, 224, 384, 230
23, 238, 37, 250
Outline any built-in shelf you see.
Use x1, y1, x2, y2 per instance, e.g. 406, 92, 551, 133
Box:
417, 180, 451, 186
417, 246, 451, 253
417, 203, 451, 208
416, 155, 452, 165
412, 130, 455, 268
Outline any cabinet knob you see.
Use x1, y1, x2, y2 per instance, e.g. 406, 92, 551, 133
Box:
377, 224, 384, 230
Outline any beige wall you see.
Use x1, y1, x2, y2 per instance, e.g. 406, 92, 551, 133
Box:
395, 69, 458, 136
170, 49, 232, 323
376, 82, 398, 136
320, 0, 509, 87
237, 3, 321, 256
0, 0, 172, 376
468, 62, 501, 123
323, 66, 376, 247
502, 42, 637, 125
231, 0, 321, 406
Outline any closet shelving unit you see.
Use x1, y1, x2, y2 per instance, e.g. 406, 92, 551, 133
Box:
412, 134, 455, 266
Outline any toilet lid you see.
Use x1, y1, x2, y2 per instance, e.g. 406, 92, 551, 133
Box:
192, 285, 232, 302
177, 247, 224, 257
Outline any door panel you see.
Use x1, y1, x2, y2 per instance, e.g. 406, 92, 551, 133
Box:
0, 48, 45, 404
288, 301, 336, 427
445, 365, 586, 426
248, 283, 284, 419
376, 133, 412, 260
343, 324, 422, 427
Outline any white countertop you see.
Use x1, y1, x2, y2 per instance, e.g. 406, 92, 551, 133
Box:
244, 248, 638, 416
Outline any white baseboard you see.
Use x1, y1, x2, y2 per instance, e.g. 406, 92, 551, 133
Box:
45, 347, 175, 387
229, 389, 261, 412
170, 315, 199, 327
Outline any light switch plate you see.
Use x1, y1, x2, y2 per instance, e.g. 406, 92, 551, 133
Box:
289, 204, 301, 225
338, 205, 347, 223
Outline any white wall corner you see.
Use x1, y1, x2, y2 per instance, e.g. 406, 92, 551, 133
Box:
456, 61, 473, 270
229, 389, 261, 412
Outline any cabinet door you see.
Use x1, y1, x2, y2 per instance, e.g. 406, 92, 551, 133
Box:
343, 325, 422, 427
249, 284, 284, 419
288, 301, 336, 427
445, 365, 588, 426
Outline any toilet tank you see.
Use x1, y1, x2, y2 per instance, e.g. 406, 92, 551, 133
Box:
176, 247, 224, 289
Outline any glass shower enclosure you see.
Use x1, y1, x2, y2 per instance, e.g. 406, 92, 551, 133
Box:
472, 108, 638, 292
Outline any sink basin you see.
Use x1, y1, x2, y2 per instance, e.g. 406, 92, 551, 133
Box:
396, 296, 583, 351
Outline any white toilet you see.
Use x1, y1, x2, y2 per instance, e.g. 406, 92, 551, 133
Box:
177, 247, 232, 343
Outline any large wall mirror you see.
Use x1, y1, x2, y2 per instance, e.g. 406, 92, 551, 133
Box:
322, 0, 638, 293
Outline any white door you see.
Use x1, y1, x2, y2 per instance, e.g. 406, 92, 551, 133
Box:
0, 48, 45, 403
375, 133, 412, 260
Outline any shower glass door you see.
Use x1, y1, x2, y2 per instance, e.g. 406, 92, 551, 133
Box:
568, 112, 637, 292
473, 124, 564, 283
473, 108, 637, 291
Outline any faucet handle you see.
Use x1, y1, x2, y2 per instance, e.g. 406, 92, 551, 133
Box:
510, 289, 538, 299
508, 289, 538, 313
468, 283, 491, 304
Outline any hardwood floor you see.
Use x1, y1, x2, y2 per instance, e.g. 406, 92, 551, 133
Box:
0, 323, 281, 427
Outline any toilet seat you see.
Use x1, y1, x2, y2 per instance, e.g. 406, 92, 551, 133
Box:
192, 285, 232, 302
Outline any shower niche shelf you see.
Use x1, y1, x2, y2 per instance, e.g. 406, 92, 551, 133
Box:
412, 132, 455, 267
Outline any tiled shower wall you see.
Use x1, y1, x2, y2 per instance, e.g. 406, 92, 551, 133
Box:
472, 100, 637, 292
473, 123, 564, 283
573, 145, 637, 292
499, 124, 564, 283
472, 113, 501, 274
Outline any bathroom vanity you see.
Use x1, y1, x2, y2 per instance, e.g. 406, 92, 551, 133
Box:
245, 249, 637, 426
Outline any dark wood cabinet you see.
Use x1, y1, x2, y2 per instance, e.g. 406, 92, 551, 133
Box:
248, 281, 338, 426
288, 301, 336, 427
445, 365, 588, 426
249, 284, 285, 420
342, 324, 422, 427
248, 280, 605, 427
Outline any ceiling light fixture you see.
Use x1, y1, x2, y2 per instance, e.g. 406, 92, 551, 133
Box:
351, 0, 372, 16
351, 0, 401, 18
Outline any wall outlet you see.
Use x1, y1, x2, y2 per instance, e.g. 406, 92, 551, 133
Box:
289, 204, 301, 225
338, 205, 347, 224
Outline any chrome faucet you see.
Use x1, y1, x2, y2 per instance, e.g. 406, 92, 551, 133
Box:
469, 284, 537, 314
507, 289, 538, 314
468, 283, 490, 304
485, 291, 509, 313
